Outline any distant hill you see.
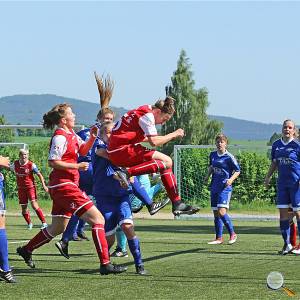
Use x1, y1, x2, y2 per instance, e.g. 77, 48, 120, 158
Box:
209, 115, 282, 140
0, 94, 127, 125
0, 94, 282, 140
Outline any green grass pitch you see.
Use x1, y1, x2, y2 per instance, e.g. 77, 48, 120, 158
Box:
2, 216, 299, 299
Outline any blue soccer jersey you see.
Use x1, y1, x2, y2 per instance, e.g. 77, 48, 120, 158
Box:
0, 172, 6, 213
91, 138, 131, 197
209, 150, 240, 193
271, 139, 300, 187
77, 127, 94, 193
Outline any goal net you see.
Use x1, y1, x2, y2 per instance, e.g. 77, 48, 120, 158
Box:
173, 144, 274, 208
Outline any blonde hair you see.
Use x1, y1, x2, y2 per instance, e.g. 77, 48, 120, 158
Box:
19, 149, 29, 155
282, 119, 298, 138
94, 72, 115, 121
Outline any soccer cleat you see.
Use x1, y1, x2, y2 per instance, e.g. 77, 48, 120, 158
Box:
99, 263, 128, 275
228, 233, 238, 245
41, 223, 48, 229
0, 269, 17, 283
207, 238, 224, 245
291, 243, 300, 255
113, 168, 130, 189
147, 198, 170, 215
55, 240, 70, 259
77, 232, 90, 241
278, 243, 293, 255
110, 247, 129, 258
172, 201, 200, 216
136, 264, 147, 275
16, 246, 35, 268
27, 223, 33, 230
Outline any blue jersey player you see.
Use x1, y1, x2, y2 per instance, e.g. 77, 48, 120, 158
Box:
0, 156, 16, 283
204, 134, 240, 245
265, 119, 300, 255
92, 121, 147, 275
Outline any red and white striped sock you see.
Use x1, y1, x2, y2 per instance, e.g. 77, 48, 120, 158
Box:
92, 224, 110, 265
25, 228, 54, 253
160, 168, 181, 203
127, 160, 166, 177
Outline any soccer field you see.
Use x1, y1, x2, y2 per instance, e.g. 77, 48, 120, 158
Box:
2, 216, 299, 299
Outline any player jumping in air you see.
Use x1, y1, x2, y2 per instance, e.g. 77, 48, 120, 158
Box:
107, 96, 200, 216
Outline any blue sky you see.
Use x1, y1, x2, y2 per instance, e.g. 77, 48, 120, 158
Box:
1, 1, 300, 124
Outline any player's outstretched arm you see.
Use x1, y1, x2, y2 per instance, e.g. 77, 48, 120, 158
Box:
78, 125, 98, 156
147, 128, 184, 147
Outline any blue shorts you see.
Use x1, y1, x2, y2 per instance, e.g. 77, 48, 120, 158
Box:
210, 187, 232, 211
276, 183, 300, 211
95, 194, 133, 236
0, 187, 6, 215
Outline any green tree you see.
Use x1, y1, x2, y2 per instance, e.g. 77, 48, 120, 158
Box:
161, 50, 222, 155
267, 132, 281, 146
0, 115, 13, 142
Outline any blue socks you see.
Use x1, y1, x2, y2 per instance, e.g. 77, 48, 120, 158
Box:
280, 219, 291, 245
116, 227, 127, 252
220, 214, 235, 236
0, 228, 10, 272
62, 215, 80, 242
214, 216, 224, 239
128, 237, 143, 267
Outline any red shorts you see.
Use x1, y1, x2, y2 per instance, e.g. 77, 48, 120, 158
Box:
49, 183, 94, 218
18, 187, 37, 205
108, 144, 155, 167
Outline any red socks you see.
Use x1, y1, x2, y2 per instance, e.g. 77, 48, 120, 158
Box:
25, 228, 53, 253
160, 169, 180, 203
34, 208, 46, 223
92, 224, 110, 265
127, 160, 166, 176
22, 211, 32, 225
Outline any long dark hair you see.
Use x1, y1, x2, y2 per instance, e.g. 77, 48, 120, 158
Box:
43, 103, 71, 130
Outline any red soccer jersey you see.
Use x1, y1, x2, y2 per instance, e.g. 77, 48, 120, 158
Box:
108, 105, 158, 151
48, 128, 84, 188
11, 160, 38, 189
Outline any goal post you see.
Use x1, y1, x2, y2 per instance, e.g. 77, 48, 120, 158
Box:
173, 144, 273, 207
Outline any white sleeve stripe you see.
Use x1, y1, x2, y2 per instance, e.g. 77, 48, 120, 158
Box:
138, 112, 157, 136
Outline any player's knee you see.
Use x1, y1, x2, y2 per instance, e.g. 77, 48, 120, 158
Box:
121, 223, 135, 237
164, 157, 173, 169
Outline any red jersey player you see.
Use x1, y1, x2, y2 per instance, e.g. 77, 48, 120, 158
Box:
107, 96, 200, 216
10, 149, 48, 229
16, 103, 126, 275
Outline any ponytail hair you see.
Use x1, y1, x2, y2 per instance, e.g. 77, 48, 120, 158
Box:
153, 96, 175, 115
43, 103, 71, 130
94, 71, 115, 122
